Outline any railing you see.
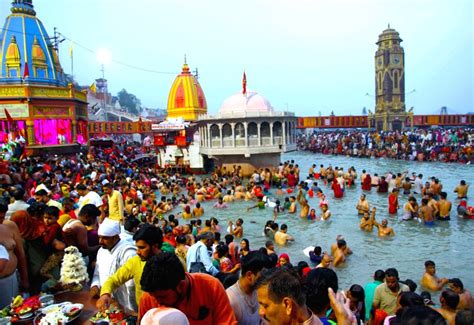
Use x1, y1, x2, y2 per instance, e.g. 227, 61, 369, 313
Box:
223, 138, 233, 147
261, 136, 271, 146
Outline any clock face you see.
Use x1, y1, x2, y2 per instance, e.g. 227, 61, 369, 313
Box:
393, 56, 400, 64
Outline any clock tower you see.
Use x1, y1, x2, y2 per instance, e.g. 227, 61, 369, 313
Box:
372, 25, 409, 131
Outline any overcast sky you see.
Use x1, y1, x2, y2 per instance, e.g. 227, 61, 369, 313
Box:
1, 0, 472, 116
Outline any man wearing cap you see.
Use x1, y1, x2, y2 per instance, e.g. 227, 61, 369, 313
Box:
185, 231, 219, 276
90, 218, 137, 313
102, 182, 124, 223
96, 224, 163, 314
76, 184, 103, 214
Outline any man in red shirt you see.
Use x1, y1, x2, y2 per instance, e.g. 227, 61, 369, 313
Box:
138, 252, 237, 325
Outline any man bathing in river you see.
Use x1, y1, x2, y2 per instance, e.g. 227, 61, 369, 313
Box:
420, 260, 448, 291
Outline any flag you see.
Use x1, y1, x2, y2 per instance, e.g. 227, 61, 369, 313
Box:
69, 42, 74, 58
23, 61, 29, 78
4, 109, 14, 124
242, 71, 247, 94
89, 82, 97, 94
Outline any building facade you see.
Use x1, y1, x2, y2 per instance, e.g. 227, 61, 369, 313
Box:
0, 0, 88, 153
198, 84, 297, 176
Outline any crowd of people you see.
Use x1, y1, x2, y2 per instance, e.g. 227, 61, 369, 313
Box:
297, 128, 473, 163
0, 142, 473, 324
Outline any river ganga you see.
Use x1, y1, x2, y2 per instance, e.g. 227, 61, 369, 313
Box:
196, 151, 474, 301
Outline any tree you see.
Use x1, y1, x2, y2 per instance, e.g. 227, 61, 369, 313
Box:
362, 107, 367, 115
117, 89, 141, 115
330, 110, 335, 116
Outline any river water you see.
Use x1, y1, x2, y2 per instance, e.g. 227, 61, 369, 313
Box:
195, 151, 474, 300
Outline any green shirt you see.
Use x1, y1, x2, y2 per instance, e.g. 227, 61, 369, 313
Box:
364, 280, 382, 320
373, 282, 410, 316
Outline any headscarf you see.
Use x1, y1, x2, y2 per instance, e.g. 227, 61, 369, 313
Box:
277, 253, 290, 267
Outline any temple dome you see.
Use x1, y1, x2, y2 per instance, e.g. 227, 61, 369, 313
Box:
0, 0, 66, 85
219, 90, 274, 114
167, 62, 207, 121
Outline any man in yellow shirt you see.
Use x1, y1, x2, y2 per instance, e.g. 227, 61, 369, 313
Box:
96, 224, 163, 314
103, 182, 124, 223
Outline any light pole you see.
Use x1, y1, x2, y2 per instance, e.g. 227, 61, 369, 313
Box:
96, 49, 111, 112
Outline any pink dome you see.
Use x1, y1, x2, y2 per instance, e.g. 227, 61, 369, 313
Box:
219, 90, 274, 114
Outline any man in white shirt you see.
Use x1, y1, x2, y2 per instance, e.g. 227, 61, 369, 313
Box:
76, 184, 103, 214
90, 218, 137, 313
414, 174, 423, 194
6, 187, 29, 220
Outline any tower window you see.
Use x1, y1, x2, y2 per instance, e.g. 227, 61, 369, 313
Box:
394, 71, 399, 89
35, 67, 46, 78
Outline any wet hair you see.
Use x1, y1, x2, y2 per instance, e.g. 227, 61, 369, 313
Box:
265, 240, 274, 248
133, 224, 163, 248
424, 260, 435, 267
281, 224, 288, 231
314, 246, 322, 255
305, 268, 339, 314
44, 206, 60, 218
241, 251, 267, 275
400, 305, 446, 324
448, 278, 464, 290
337, 239, 347, 248
374, 269, 385, 282
255, 268, 306, 307
79, 204, 101, 219
441, 289, 460, 309
440, 192, 447, 199
141, 252, 185, 292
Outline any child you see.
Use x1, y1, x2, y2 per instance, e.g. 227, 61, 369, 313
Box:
40, 206, 66, 279
308, 208, 317, 220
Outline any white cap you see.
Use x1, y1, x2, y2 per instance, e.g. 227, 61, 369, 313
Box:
98, 218, 121, 237
141, 307, 189, 325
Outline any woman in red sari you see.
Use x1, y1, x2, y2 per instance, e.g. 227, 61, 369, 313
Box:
362, 174, 372, 191
388, 189, 399, 214
332, 180, 344, 198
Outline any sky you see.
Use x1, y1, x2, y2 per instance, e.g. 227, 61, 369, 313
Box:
1, 0, 472, 116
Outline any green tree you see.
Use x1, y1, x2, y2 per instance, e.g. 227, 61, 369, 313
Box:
117, 89, 141, 115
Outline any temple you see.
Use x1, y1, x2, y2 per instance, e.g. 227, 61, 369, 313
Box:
198, 73, 297, 176
166, 61, 207, 121
0, 0, 88, 154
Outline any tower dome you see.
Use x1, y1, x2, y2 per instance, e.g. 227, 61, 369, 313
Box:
0, 0, 66, 85
219, 73, 274, 115
167, 61, 207, 121
219, 91, 274, 115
